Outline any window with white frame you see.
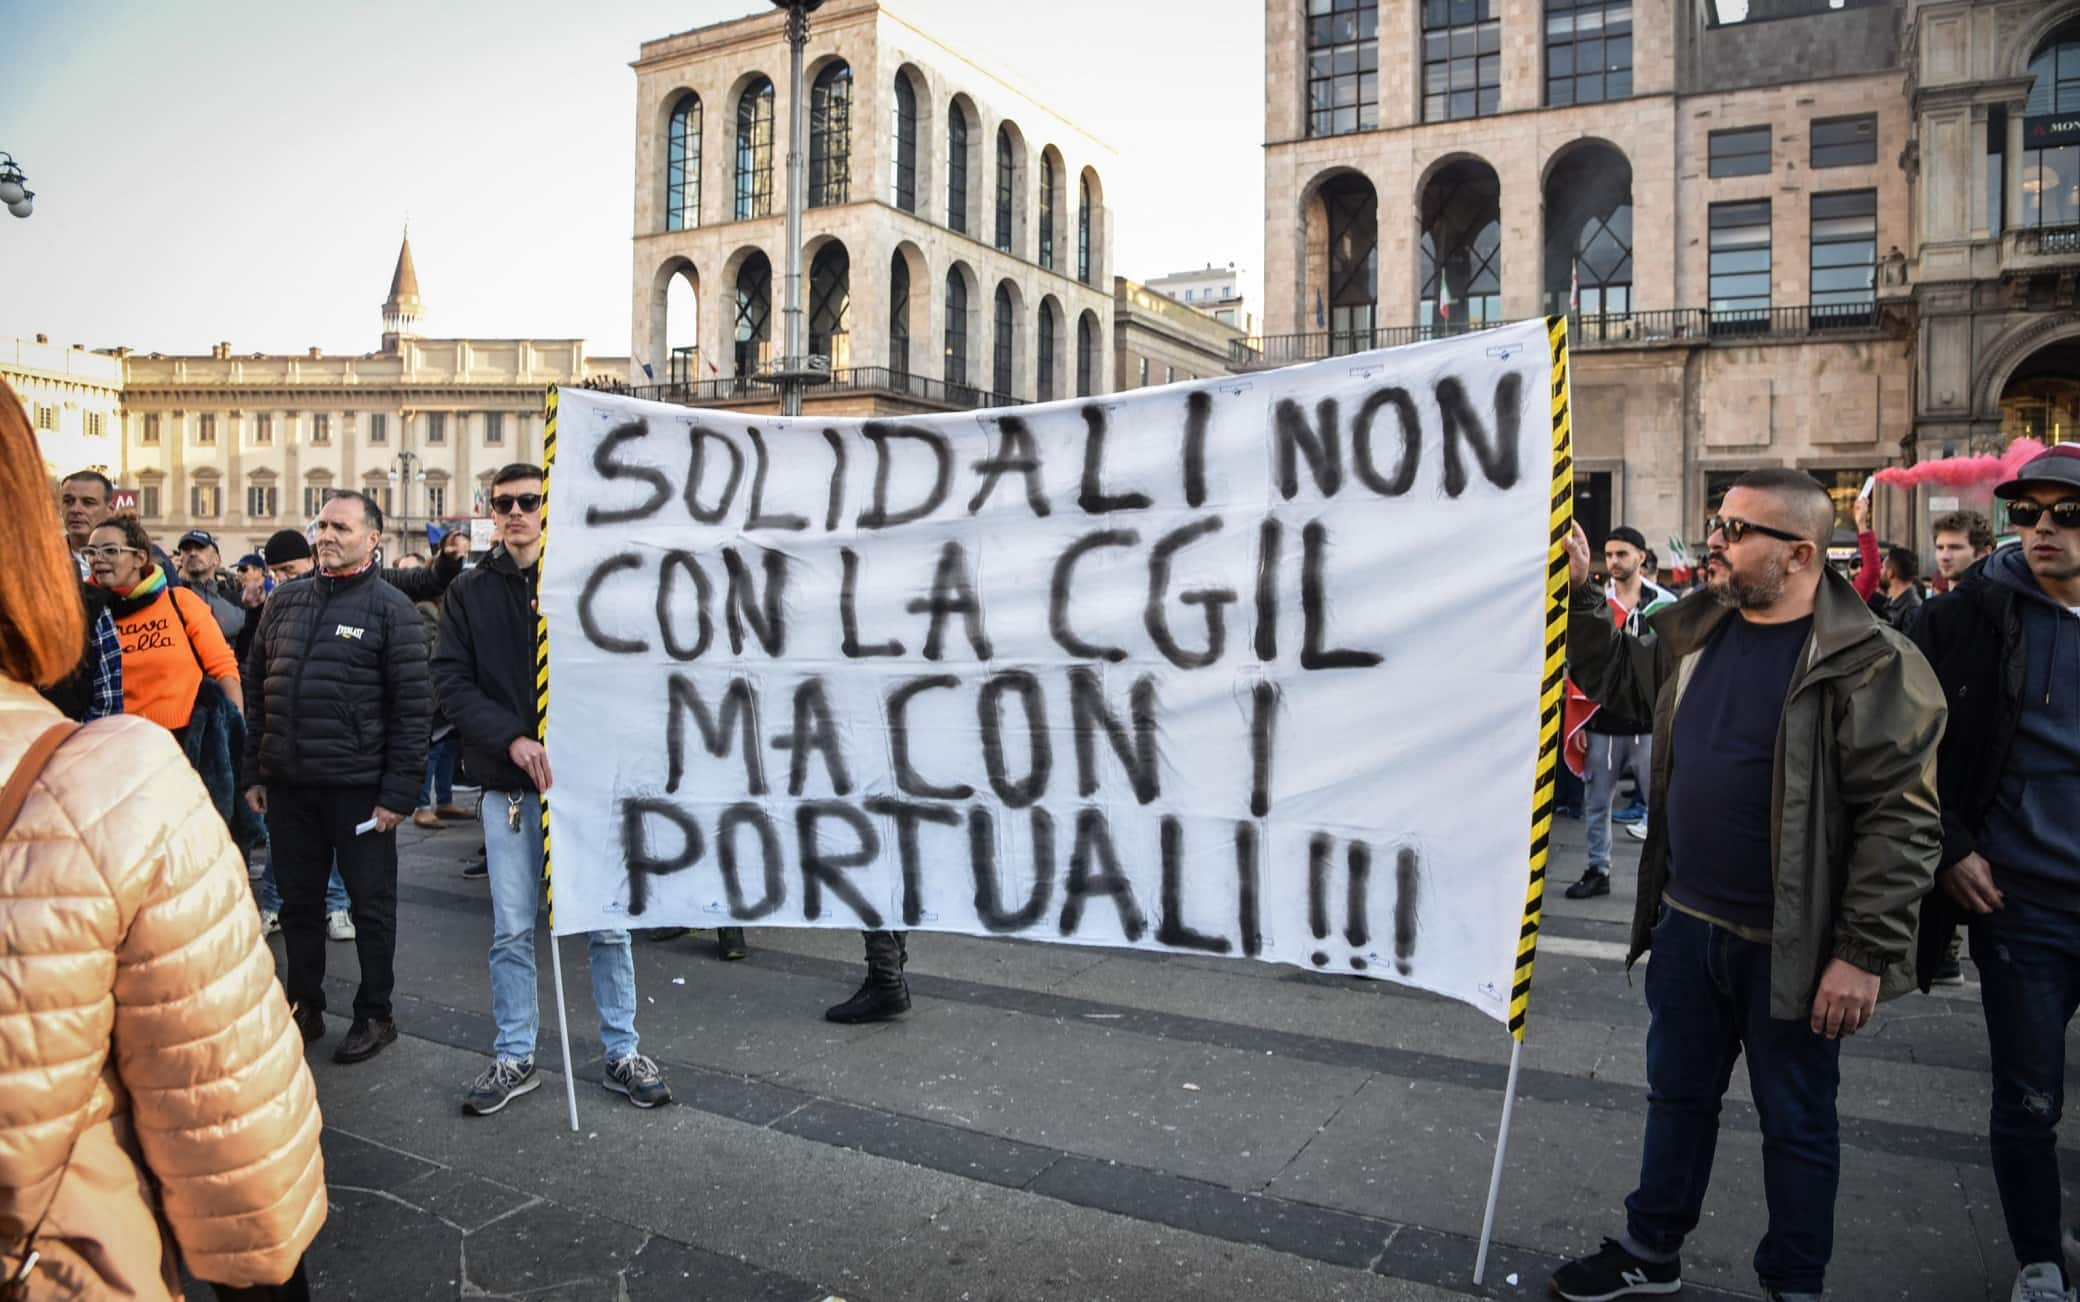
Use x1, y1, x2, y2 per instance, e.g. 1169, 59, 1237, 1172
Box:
484, 412, 504, 445
247, 484, 278, 519
198, 413, 217, 444
191, 483, 221, 518
426, 412, 447, 444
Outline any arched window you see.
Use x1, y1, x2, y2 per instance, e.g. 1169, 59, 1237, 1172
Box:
993, 283, 1016, 398
666, 93, 701, 231
2021, 28, 2080, 230
890, 253, 911, 374
1316, 174, 1378, 354
1075, 313, 1096, 397
809, 242, 851, 369
1419, 160, 1501, 333
1038, 154, 1057, 270
809, 62, 853, 208
733, 252, 772, 382
1543, 144, 1632, 326
1077, 175, 1092, 283
947, 103, 970, 234
891, 73, 918, 212
1037, 299, 1058, 402
995, 126, 1015, 253
945, 270, 969, 386
735, 78, 775, 220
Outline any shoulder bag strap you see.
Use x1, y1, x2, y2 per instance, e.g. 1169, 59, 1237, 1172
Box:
3, 722, 86, 1296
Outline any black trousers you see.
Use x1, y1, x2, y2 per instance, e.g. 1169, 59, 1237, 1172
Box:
266, 783, 398, 1022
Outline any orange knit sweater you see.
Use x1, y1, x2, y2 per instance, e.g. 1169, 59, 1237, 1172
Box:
110, 585, 241, 731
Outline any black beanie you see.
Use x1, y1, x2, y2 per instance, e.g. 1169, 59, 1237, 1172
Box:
263, 528, 312, 566
1606, 526, 1648, 552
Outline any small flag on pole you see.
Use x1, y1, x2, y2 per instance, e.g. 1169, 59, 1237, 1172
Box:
1438, 274, 1452, 323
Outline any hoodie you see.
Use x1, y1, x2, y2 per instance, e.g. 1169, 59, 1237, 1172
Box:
1972, 547, 2080, 910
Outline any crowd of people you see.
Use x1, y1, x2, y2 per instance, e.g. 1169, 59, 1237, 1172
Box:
3, 367, 2079, 1301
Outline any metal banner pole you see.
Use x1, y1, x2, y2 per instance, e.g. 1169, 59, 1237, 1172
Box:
548, 934, 581, 1133
1472, 1036, 1526, 1285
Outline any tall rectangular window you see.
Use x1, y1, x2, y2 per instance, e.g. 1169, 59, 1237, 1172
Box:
1138, 357, 1149, 387
369, 413, 388, 445
254, 413, 273, 445
197, 413, 217, 444
310, 414, 330, 445
32, 404, 55, 431
1811, 114, 1877, 168
139, 486, 160, 518
1708, 200, 1772, 330
191, 484, 221, 518
427, 412, 447, 445
1546, 0, 1632, 107
947, 107, 970, 234
1422, 0, 1500, 124
303, 486, 329, 518
1708, 126, 1772, 177
142, 414, 161, 445
1810, 189, 1877, 328
1307, 0, 1379, 138
246, 484, 277, 519
1986, 105, 2006, 235
84, 411, 104, 438
485, 412, 504, 445
995, 127, 1015, 253
427, 485, 448, 517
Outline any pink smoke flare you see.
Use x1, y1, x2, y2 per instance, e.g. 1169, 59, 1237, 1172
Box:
1875, 439, 2046, 490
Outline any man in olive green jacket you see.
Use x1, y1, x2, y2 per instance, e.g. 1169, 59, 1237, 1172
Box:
1548, 467, 1946, 1302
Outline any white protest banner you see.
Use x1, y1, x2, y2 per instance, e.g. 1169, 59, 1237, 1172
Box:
539, 317, 1570, 1033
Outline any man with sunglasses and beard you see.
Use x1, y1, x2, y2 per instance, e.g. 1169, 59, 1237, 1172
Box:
433, 464, 672, 1115
1548, 467, 1945, 1302
1910, 444, 2080, 1302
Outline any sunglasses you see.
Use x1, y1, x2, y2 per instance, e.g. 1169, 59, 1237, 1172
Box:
2006, 499, 2080, 530
1706, 515, 1805, 545
491, 493, 544, 515
82, 544, 144, 560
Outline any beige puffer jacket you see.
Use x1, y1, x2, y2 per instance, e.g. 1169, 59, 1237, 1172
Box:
0, 680, 325, 1298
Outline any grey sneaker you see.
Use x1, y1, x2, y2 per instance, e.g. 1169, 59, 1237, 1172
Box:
604, 1053, 672, 1108
2013, 1262, 2073, 1302
327, 908, 357, 941
260, 910, 280, 937
461, 1057, 540, 1116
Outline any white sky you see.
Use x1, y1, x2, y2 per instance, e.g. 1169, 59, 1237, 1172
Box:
2, 0, 1265, 358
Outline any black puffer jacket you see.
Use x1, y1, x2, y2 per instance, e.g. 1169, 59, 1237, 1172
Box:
241, 564, 431, 813
431, 546, 537, 794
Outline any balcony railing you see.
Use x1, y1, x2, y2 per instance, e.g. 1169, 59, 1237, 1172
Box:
1229, 303, 1895, 368
2012, 224, 2080, 258
631, 367, 1025, 412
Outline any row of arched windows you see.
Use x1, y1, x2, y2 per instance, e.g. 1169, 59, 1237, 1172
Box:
663, 66, 1102, 286
944, 269, 1099, 399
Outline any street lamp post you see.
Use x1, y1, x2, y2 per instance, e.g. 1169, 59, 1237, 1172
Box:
0, 153, 35, 219
387, 450, 425, 555
767, 0, 829, 418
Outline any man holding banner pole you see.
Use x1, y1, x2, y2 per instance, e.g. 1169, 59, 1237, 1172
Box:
1548, 468, 1945, 1302
432, 463, 672, 1115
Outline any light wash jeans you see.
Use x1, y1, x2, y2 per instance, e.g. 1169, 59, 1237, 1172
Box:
484, 789, 639, 1063
258, 858, 349, 915
1584, 731, 1652, 875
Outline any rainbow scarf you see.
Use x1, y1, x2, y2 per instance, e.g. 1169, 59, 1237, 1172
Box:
107, 564, 168, 601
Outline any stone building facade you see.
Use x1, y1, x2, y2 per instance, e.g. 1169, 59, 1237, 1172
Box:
1259, 0, 1923, 550
1142, 263, 1259, 334
626, 0, 1117, 416
18, 234, 625, 559
3, 336, 125, 478
1114, 276, 1249, 390
1905, 0, 2080, 527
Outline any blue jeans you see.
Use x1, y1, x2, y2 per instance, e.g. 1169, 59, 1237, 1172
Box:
421, 733, 461, 808
1584, 731, 1651, 874
258, 857, 349, 915
484, 789, 639, 1063
1972, 896, 2080, 1271
1625, 907, 1842, 1295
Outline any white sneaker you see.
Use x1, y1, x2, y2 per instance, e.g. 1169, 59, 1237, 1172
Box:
260, 910, 280, 937
1625, 818, 1649, 841
327, 909, 357, 941
2012, 1262, 2073, 1302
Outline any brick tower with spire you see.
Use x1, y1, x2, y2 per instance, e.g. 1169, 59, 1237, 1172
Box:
380, 226, 424, 353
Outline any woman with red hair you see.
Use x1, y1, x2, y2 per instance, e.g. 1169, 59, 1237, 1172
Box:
0, 380, 326, 1298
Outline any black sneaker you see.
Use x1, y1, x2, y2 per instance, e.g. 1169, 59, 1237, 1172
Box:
288, 1001, 326, 1046
461, 1057, 540, 1116
1564, 869, 1612, 900
460, 858, 488, 881
1549, 1238, 1681, 1300
334, 1017, 398, 1064
825, 978, 911, 1024
716, 927, 749, 960
604, 1053, 672, 1108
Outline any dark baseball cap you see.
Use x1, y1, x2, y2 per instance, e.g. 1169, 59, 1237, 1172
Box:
263, 529, 313, 565
1994, 445, 2080, 500
236, 552, 267, 570
175, 529, 219, 551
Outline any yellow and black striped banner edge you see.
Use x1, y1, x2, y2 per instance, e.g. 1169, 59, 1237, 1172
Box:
537, 385, 559, 926
1512, 316, 1573, 1040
